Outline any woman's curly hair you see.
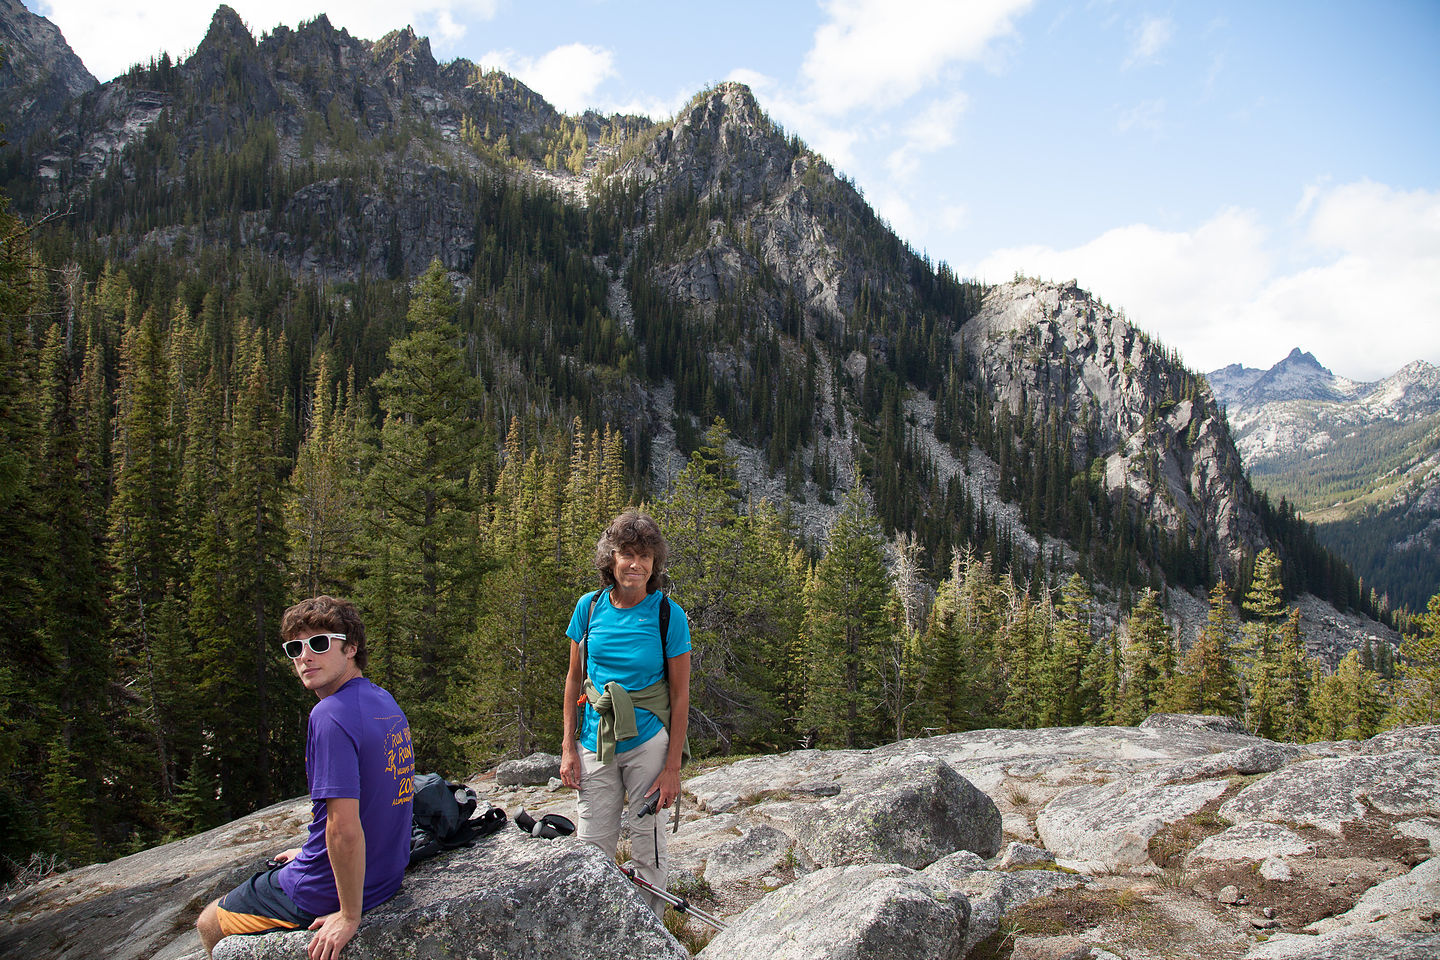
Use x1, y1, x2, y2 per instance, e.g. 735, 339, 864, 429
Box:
593, 509, 669, 593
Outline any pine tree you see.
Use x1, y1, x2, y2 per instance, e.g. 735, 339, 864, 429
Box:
802, 476, 893, 747
469, 422, 571, 762
1169, 581, 1241, 718
359, 261, 488, 770
209, 330, 296, 811
287, 353, 361, 597
1239, 549, 1286, 737
1269, 608, 1313, 743
1311, 650, 1389, 741
1388, 592, 1440, 727
655, 419, 796, 752
0, 194, 48, 870
744, 499, 809, 750
1042, 575, 1093, 726
35, 324, 112, 859
108, 305, 185, 807
998, 583, 1046, 728
1117, 589, 1171, 724
915, 550, 1003, 734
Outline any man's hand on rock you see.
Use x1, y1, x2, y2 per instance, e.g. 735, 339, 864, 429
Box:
307, 911, 360, 960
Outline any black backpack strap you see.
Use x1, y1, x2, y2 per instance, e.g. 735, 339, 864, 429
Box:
659, 592, 670, 659
577, 589, 605, 734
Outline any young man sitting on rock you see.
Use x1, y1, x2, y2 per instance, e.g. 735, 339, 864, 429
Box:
197, 597, 415, 960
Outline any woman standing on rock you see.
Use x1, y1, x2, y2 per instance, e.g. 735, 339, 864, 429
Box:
560, 509, 692, 916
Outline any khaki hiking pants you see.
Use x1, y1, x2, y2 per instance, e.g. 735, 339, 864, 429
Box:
576, 728, 670, 916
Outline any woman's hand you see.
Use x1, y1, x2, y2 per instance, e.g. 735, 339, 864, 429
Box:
647, 764, 682, 809
559, 745, 582, 789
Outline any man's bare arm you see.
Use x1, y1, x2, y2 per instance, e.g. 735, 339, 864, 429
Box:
307, 797, 365, 960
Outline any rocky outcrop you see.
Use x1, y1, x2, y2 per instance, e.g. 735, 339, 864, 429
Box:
212, 831, 686, 960
496, 751, 562, 786
698, 864, 970, 960
1218, 751, 1440, 833
8, 720, 1434, 960
6, 3, 614, 281
0, 0, 97, 145
962, 278, 1264, 576
787, 754, 1002, 869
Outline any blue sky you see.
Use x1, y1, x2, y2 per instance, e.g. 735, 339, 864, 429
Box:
28, 0, 1440, 381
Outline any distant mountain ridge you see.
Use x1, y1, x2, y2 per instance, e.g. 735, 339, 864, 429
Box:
1208, 350, 1440, 612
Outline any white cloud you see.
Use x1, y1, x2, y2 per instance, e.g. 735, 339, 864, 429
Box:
801, 0, 1033, 116
35, 1, 500, 81
1304, 180, 1440, 261
1125, 16, 1174, 68
481, 43, 617, 114
886, 92, 968, 179
964, 181, 1440, 381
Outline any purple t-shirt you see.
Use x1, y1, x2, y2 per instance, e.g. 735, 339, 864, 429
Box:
279, 676, 414, 915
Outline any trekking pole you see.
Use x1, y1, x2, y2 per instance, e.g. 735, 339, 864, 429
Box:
618, 864, 727, 931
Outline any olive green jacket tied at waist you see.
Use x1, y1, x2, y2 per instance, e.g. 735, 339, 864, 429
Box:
583, 676, 692, 766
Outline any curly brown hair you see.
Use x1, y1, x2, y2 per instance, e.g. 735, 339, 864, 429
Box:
593, 509, 669, 593
280, 595, 367, 670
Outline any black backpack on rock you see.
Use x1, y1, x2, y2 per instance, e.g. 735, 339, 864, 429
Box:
407, 773, 507, 867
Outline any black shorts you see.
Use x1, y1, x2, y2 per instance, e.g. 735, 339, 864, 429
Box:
216, 868, 317, 936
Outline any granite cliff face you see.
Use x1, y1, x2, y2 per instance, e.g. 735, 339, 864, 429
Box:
964, 279, 1262, 573
3, 719, 1436, 960
0, 0, 96, 146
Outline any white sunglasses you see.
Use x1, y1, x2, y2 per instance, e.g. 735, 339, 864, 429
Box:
281, 633, 346, 659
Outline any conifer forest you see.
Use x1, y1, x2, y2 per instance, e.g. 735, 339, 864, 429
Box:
1, 10, 1437, 885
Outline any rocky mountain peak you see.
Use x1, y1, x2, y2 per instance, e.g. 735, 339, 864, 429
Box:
0, 0, 97, 144
1234, 348, 1359, 406
621, 80, 799, 207
1283, 346, 1321, 367
1208, 349, 1440, 612
372, 25, 438, 88
199, 4, 256, 54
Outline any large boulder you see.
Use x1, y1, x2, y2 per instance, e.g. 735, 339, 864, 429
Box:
921, 851, 1082, 956
697, 863, 969, 960
495, 752, 562, 786
702, 823, 793, 887
1036, 775, 1230, 871
214, 832, 685, 960
788, 754, 1002, 869
1219, 751, 1440, 833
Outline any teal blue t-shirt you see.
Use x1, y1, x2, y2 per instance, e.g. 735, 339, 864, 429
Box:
567, 588, 691, 754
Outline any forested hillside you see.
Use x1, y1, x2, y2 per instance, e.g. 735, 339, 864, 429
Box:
1, 4, 1431, 882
